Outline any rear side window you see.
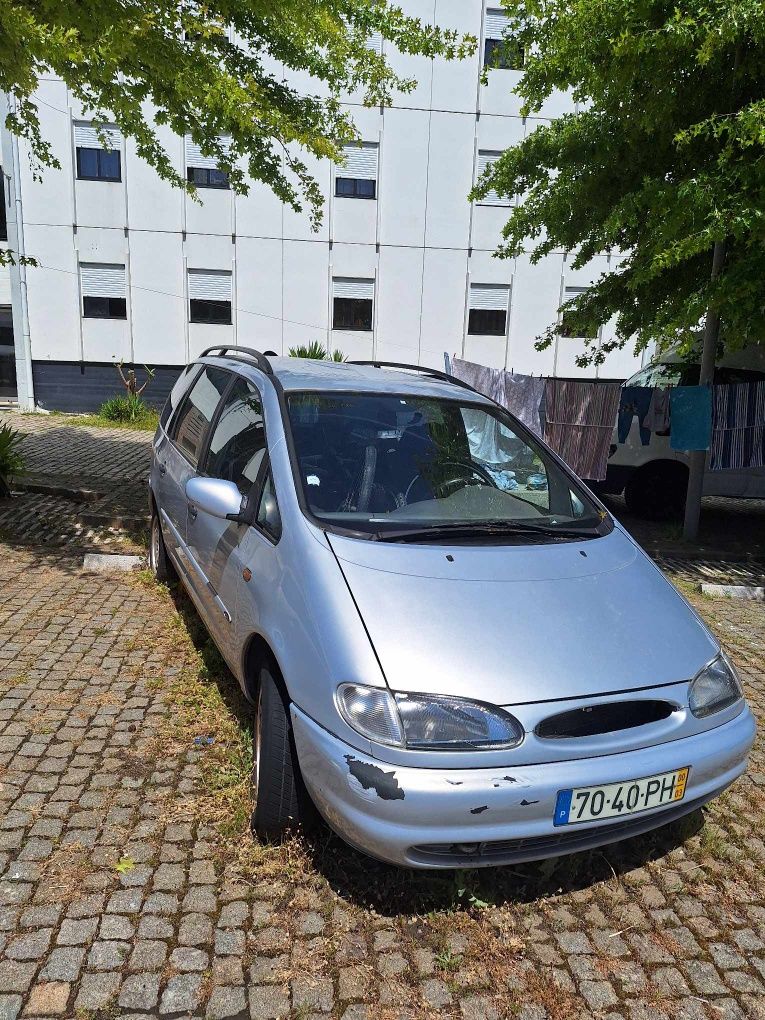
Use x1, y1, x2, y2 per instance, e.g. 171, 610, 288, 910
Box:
170, 367, 230, 467
205, 378, 266, 494
160, 364, 201, 430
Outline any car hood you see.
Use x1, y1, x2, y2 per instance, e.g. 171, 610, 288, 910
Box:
326, 527, 717, 705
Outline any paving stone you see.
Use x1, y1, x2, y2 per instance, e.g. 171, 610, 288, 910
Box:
5, 929, 52, 961
206, 986, 247, 1019
159, 974, 202, 1014
292, 976, 334, 1013
169, 947, 209, 972
55, 917, 98, 946
73, 972, 120, 1012
248, 986, 291, 1019
87, 939, 130, 970
118, 973, 161, 1012
0, 995, 21, 1020
39, 948, 85, 983
24, 983, 70, 1016
0, 964, 35, 995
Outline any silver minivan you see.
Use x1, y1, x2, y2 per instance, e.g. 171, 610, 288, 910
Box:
148, 346, 755, 869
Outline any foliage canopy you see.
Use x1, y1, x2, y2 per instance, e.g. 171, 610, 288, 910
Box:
473, 1, 765, 365
1, 0, 472, 231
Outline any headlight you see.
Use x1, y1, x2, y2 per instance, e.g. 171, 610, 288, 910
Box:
689, 653, 743, 718
337, 684, 524, 750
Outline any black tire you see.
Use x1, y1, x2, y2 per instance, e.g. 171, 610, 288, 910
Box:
251, 664, 314, 842
148, 510, 176, 583
624, 462, 688, 520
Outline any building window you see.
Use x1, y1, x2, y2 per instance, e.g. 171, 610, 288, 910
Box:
559, 286, 598, 339
333, 278, 374, 331
335, 143, 378, 200
188, 269, 233, 324
484, 10, 524, 70
468, 284, 510, 336
0, 171, 7, 241
80, 263, 127, 319
185, 136, 231, 189
74, 123, 122, 181
475, 150, 509, 206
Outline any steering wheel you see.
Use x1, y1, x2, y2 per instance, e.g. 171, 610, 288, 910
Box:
404, 459, 498, 504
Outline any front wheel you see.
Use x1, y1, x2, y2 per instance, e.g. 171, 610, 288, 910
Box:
251, 664, 314, 842
148, 510, 176, 582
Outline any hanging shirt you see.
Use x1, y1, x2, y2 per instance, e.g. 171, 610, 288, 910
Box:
617, 386, 653, 445
543, 380, 621, 481
643, 387, 671, 436
710, 381, 765, 471
669, 386, 712, 451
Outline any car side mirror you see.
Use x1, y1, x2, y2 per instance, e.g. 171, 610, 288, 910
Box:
186, 476, 244, 522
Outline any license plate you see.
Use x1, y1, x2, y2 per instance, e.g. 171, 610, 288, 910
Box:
553, 766, 689, 826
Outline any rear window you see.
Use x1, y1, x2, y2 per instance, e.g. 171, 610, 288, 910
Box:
160, 363, 201, 430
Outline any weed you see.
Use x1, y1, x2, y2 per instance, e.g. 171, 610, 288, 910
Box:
434, 947, 462, 972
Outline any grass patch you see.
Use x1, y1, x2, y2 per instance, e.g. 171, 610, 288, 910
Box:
48, 409, 159, 432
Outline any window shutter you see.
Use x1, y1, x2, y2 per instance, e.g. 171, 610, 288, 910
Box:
80, 263, 126, 298
74, 123, 121, 149
339, 143, 379, 180
476, 150, 507, 205
188, 269, 232, 301
185, 135, 232, 170
470, 284, 510, 311
565, 285, 589, 299
0, 273, 11, 305
333, 278, 374, 301
485, 8, 509, 40
367, 32, 383, 54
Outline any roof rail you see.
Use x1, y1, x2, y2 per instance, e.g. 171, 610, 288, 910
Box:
200, 345, 274, 376
348, 360, 480, 396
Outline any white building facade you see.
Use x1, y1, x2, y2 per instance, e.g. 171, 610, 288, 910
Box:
0, 1, 645, 411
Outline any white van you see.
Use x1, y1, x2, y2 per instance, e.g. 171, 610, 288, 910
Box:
602, 346, 765, 517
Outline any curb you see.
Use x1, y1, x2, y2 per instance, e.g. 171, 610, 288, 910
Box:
700, 583, 765, 601
82, 553, 144, 573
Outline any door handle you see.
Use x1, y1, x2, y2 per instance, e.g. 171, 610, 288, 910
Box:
188, 504, 198, 521
158, 462, 167, 477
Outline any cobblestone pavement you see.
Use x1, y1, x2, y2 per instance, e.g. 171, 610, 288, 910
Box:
0, 542, 764, 1019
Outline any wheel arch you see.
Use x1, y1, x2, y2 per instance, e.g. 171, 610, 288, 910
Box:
241, 632, 290, 707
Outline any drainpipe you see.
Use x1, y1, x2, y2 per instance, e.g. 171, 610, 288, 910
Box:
8, 96, 34, 410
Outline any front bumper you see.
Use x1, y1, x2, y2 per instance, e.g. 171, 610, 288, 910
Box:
291, 704, 756, 869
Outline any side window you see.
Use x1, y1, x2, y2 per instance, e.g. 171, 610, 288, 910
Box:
205, 378, 266, 494
170, 367, 230, 467
160, 363, 201, 430
257, 470, 281, 541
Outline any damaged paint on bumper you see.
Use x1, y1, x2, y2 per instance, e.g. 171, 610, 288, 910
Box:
291, 703, 756, 869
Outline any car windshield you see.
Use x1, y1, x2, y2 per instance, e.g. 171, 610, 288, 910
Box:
286, 391, 610, 539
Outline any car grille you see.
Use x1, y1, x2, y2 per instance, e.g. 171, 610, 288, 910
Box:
535, 700, 675, 739
409, 795, 703, 865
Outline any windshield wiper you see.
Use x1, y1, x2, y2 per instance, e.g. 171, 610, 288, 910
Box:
373, 520, 600, 543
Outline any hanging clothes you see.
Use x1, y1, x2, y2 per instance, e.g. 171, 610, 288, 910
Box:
502, 373, 546, 438
450, 358, 545, 438
543, 380, 621, 481
669, 386, 712, 451
710, 381, 765, 471
617, 386, 653, 445
643, 386, 671, 436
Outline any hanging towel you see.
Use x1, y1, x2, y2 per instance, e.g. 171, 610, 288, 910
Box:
617, 386, 653, 445
451, 358, 545, 438
669, 386, 712, 451
710, 381, 765, 471
643, 386, 671, 435
451, 357, 505, 405
543, 380, 621, 480
502, 373, 546, 438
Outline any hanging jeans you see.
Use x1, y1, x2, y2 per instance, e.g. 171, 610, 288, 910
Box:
617, 386, 653, 445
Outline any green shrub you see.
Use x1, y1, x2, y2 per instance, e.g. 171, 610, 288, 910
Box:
99, 393, 151, 423
288, 341, 346, 361
0, 423, 25, 496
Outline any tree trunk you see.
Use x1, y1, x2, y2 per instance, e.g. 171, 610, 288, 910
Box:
682, 240, 726, 541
